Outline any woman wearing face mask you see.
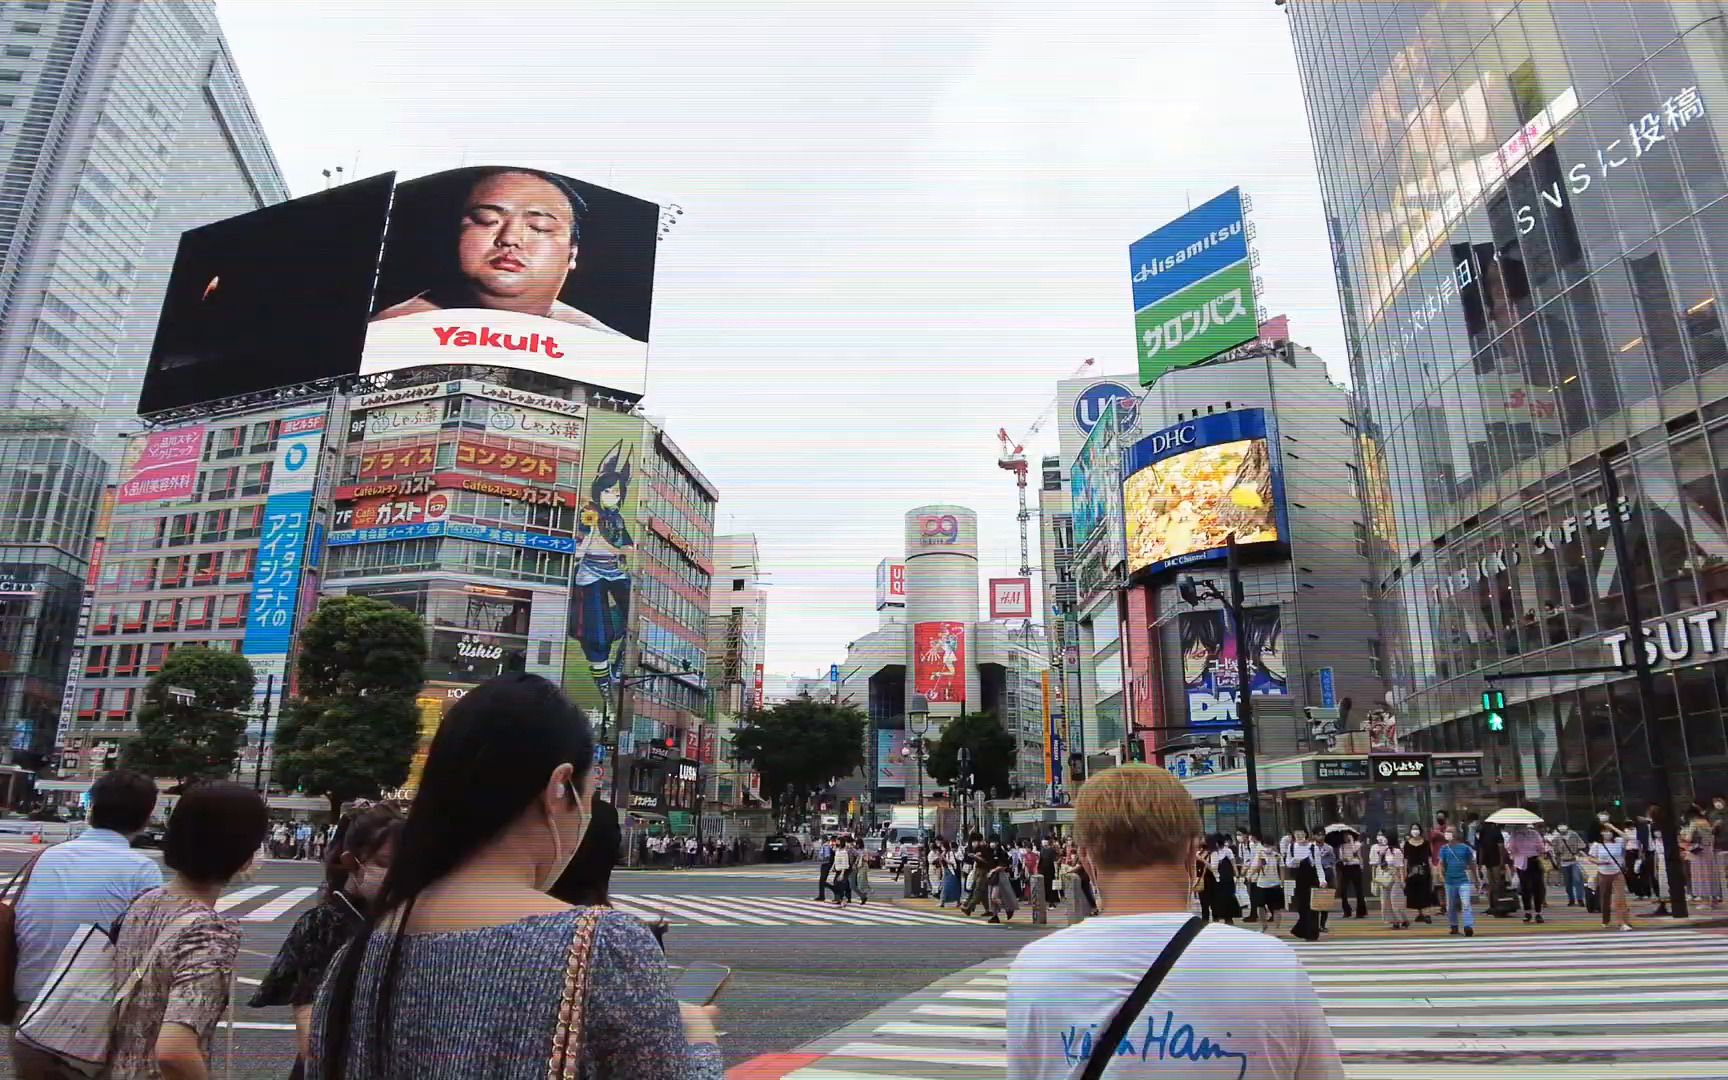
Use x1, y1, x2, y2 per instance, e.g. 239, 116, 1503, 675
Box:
311, 673, 720, 1080
1401, 824, 1437, 924
1372, 831, 1408, 929
254, 803, 404, 1079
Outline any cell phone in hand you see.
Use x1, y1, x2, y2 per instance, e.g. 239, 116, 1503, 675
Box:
671, 962, 731, 1005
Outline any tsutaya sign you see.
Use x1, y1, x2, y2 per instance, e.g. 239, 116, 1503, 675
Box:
1430, 497, 1631, 604
1602, 606, 1728, 670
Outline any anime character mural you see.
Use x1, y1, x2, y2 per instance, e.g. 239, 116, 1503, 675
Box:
1179, 605, 1287, 727
914, 621, 966, 704
567, 438, 634, 699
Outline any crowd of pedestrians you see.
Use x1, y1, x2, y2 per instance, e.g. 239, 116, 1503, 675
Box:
6, 672, 721, 1079
270, 821, 338, 862
1161, 799, 1728, 942
639, 835, 753, 867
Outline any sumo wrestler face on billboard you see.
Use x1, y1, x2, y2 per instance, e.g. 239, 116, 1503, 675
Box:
364, 166, 658, 397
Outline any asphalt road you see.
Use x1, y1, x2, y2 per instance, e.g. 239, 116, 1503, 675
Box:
0, 848, 1033, 1076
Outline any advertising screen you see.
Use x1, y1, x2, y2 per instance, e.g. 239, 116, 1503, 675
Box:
138, 175, 395, 415
1070, 396, 1130, 558
117, 425, 206, 505
1179, 604, 1287, 729
1128, 187, 1258, 386
875, 729, 909, 789
562, 410, 646, 717
913, 621, 966, 704
1123, 409, 1286, 577
363, 166, 658, 397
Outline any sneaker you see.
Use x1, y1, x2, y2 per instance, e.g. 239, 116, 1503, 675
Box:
1464, 927, 1474, 937
1535, 914, 1544, 924
1522, 913, 1531, 923
987, 915, 1002, 924
1621, 923, 1634, 931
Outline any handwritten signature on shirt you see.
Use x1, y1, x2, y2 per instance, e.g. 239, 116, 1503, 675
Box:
1059, 1011, 1250, 1079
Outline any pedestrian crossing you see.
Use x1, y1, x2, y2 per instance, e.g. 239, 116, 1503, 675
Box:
773, 928, 1728, 1078
205, 884, 977, 928
607, 892, 974, 928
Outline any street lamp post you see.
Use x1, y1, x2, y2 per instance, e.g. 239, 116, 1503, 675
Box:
907, 694, 931, 843
1178, 532, 1263, 838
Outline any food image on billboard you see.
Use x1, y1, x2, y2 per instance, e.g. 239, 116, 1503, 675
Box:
363, 166, 658, 398
1128, 187, 1258, 387
138, 175, 395, 415
1180, 605, 1287, 729
914, 621, 966, 704
1123, 409, 1286, 577
117, 425, 207, 504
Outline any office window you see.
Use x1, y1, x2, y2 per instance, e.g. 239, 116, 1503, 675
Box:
145, 643, 168, 674
193, 551, 222, 584
14, 23, 40, 34
0, 70, 22, 83
225, 549, 254, 583
91, 604, 117, 634
119, 601, 148, 632
153, 599, 180, 631
113, 644, 140, 677
184, 596, 212, 630
200, 508, 229, 543
217, 594, 245, 628
232, 504, 263, 541
204, 467, 238, 501
240, 462, 270, 496
84, 645, 109, 678
159, 556, 188, 588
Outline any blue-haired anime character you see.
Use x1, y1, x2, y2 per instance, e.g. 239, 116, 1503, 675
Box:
568, 439, 634, 695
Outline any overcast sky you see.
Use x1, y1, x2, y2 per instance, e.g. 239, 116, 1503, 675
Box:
218, 0, 1348, 680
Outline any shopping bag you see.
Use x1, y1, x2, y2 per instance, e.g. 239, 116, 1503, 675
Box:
15, 923, 116, 1075
1307, 887, 1336, 909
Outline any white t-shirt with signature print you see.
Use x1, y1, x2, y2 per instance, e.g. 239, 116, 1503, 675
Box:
1007, 913, 1343, 1080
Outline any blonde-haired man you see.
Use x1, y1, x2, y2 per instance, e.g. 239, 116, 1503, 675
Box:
1006, 765, 1342, 1080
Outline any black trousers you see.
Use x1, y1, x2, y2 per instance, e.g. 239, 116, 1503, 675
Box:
816, 860, 834, 900
1338, 865, 1368, 915
1518, 862, 1546, 912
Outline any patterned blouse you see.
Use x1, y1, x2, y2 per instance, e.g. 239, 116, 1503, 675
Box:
252, 891, 364, 1009
108, 888, 239, 1080
308, 907, 722, 1080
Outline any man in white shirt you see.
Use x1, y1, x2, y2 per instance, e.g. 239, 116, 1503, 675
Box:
1007, 764, 1343, 1080
14, 771, 162, 1078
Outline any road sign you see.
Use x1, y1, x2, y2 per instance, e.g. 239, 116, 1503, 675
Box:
830, 664, 840, 683
1318, 667, 1336, 708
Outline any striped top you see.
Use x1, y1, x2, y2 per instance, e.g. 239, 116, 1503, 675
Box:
309, 907, 721, 1080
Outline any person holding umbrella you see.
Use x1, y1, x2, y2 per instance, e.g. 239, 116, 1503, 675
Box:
1491, 808, 1551, 923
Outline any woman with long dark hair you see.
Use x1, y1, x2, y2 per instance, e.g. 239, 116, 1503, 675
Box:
254, 803, 405, 1079
310, 673, 719, 1079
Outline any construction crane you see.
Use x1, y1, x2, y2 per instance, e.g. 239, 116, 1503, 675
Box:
997, 358, 1095, 577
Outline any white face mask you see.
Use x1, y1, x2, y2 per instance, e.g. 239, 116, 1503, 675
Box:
538, 771, 588, 893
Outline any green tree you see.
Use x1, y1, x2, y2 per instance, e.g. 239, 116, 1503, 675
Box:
122, 648, 256, 786
925, 712, 1017, 799
273, 595, 428, 814
731, 699, 867, 819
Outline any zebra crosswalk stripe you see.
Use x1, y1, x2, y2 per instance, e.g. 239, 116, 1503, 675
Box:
769, 929, 1728, 1079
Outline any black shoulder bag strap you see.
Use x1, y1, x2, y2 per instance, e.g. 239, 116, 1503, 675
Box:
1079, 915, 1207, 1080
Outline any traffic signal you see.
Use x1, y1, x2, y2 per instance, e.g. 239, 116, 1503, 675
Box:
1127, 739, 1146, 763
1482, 689, 1506, 732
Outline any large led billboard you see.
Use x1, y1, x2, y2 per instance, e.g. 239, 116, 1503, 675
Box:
138, 167, 659, 415
363, 166, 657, 396
1123, 409, 1287, 577
1128, 187, 1258, 386
139, 175, 395, 415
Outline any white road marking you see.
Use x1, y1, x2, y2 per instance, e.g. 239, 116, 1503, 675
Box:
241, 887, 319, 923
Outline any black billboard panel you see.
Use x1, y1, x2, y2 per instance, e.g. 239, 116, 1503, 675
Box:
136, 173, 395, 415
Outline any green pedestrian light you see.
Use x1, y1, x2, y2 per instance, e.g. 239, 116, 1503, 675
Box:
1482, 688, 1506, 733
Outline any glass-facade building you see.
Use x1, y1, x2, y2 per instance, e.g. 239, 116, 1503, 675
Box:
1290, 0, 1728, 823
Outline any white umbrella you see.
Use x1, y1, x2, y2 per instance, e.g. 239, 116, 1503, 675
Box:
1322, 823, 1358, 836
1486, 808, 1543, 826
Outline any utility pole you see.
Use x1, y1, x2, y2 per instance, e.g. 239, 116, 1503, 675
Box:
1227, 534, 1263, 839
252, 673, 275, 792
1598, 453, 1687, 917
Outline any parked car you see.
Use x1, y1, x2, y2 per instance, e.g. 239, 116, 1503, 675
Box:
130, 821, 167, 848
763, 834, 804, 863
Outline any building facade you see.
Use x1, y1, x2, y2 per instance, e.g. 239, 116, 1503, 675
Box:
1289, 0, 1728, 822
0, 0, 284, 765
704, 533, 767, 808
67, 370, 722, 812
